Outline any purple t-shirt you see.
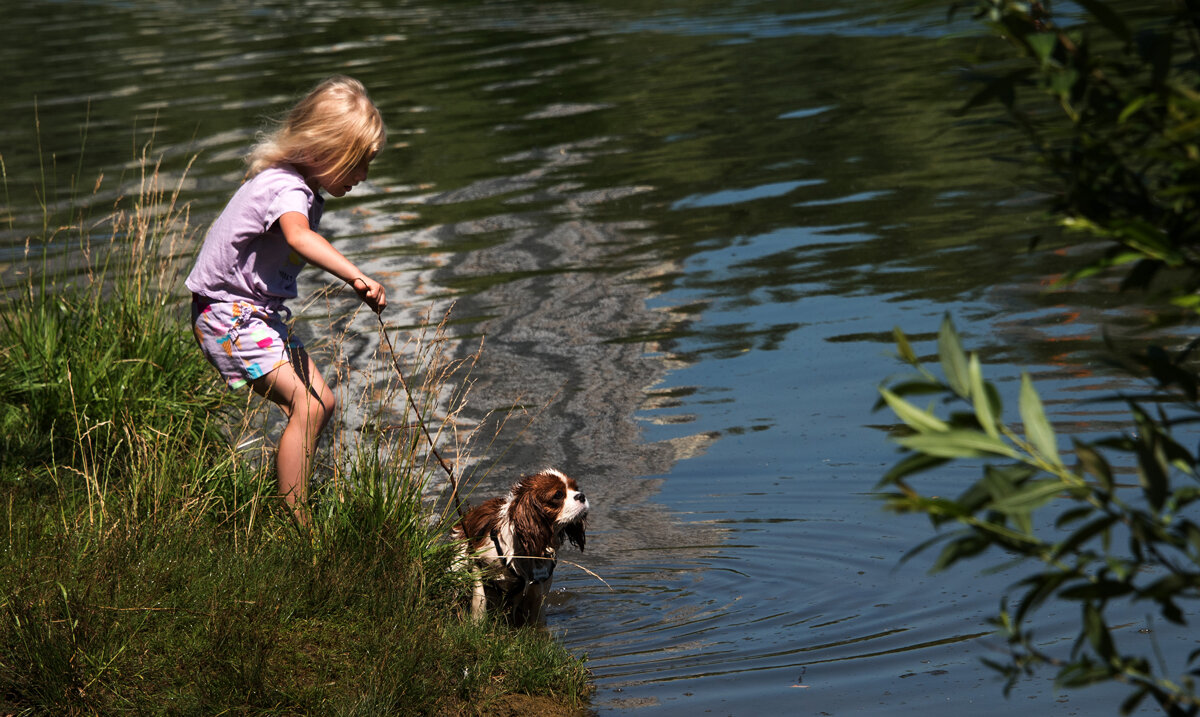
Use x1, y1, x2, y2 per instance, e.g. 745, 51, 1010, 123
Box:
185, 164, 324, 305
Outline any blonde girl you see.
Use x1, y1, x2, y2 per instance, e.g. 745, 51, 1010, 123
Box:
186, 75, 387, 526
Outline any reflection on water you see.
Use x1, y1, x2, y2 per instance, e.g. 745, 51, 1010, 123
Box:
2, 1, 1189, 714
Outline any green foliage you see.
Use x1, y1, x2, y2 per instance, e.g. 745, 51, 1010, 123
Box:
955, 0, 1200, 298
0, 147, 231, 511
880, 2, 1200, 714
0, 288, 229, 482
880, 317, 1200, 714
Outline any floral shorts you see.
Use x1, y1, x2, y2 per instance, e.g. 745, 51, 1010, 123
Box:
191, 294, 302, 390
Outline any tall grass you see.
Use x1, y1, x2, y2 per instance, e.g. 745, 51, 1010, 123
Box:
0, 146, 227, 525
0, 143, 591, 715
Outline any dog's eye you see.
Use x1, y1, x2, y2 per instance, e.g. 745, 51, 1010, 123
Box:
552, 490, 565, 500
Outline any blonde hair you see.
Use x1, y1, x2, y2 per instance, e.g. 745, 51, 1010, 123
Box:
247, 75, 386, 179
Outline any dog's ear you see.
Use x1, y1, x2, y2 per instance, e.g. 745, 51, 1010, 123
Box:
511, 482, 554, 557
564, 519, 586, 552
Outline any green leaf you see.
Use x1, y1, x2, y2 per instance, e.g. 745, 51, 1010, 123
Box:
1113, 219, 1185, 265
1185, 523, 1200, 557
1133, 438, 1169, 512
879, 452, 950, 486
972, 516, 1044, 546
1072, 440, 1113, 492
1058, 659, 1113, 688
933, 534, 990, 572
1028, 32, 1057, 66
879, 388, 949, 434
1052, 515, 1118, 561
898, 531, 959, 565
1012, 511, 1034, 539
1049, 68, 1079, 98
957, 477, 994, 514
1015, 571, 1070, 622
982, 464, 1029, 501
896, 430, 1019, 459
1118, 95, 1149, 124
938, 314, 970, 398
909, 496, 972, 522
1054, 505, 1094, 529
1083, 603, 1117, 661
1056, 249, 1141, 284
1172, 293, 1200, 310
893, 326, 919, 366
990, 479, 1069, 515
1141, 573, 1196, 600
969, 353, 999, 438
1019, 373, 1061, 466
1119, 687, 1150, 716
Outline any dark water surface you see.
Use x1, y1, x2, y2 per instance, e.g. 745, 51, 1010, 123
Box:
3, 1, 1194, 714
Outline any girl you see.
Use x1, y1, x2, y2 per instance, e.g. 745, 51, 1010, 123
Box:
186, 75, 387, 526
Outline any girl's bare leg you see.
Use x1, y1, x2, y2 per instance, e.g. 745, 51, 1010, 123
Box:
249, 346, 335, 527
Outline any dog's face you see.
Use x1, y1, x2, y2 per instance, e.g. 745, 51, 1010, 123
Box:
512, 469, 588, 552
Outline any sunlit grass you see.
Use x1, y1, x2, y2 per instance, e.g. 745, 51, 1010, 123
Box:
0, 142, 591, 715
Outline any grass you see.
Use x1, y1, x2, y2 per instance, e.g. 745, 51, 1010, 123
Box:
0, 144, 592, 715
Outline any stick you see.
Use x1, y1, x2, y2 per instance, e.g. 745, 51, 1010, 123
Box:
480, 552, 613, 591
374, 311, 466, 519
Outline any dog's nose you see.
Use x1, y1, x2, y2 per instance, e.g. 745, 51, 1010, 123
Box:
575, 493, 586, 503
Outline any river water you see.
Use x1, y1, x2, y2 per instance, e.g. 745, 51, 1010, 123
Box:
3, 1, 1194, 714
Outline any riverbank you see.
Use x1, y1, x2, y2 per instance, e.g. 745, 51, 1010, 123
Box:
0, 159, 592, 715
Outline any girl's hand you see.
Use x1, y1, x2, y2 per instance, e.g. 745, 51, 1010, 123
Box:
351, 276, 387, 313
277, 214, 388, 313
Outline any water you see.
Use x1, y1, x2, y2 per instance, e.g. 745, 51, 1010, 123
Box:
3, 1, 1194, 714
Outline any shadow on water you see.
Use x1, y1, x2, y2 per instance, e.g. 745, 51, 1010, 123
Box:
2, 1, 1192, 714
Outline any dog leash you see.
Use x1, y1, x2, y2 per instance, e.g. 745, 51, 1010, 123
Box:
372, 309, 466, 520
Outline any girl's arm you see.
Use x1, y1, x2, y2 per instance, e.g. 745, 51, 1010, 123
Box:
278, 211, 386, 313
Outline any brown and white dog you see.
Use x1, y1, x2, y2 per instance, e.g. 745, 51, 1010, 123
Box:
452, 469, 589, 626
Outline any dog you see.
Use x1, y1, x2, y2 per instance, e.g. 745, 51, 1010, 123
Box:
452, 469, 589, 626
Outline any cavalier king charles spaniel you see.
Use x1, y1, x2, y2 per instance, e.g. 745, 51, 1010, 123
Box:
453, 469, 589, 626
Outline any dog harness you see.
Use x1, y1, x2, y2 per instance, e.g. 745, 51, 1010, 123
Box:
489, 529, 556, 600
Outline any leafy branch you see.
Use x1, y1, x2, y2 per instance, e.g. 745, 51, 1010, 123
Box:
882, 2, 1200, 712
879, 315, 1200, 715
952, 1, 1200, 297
